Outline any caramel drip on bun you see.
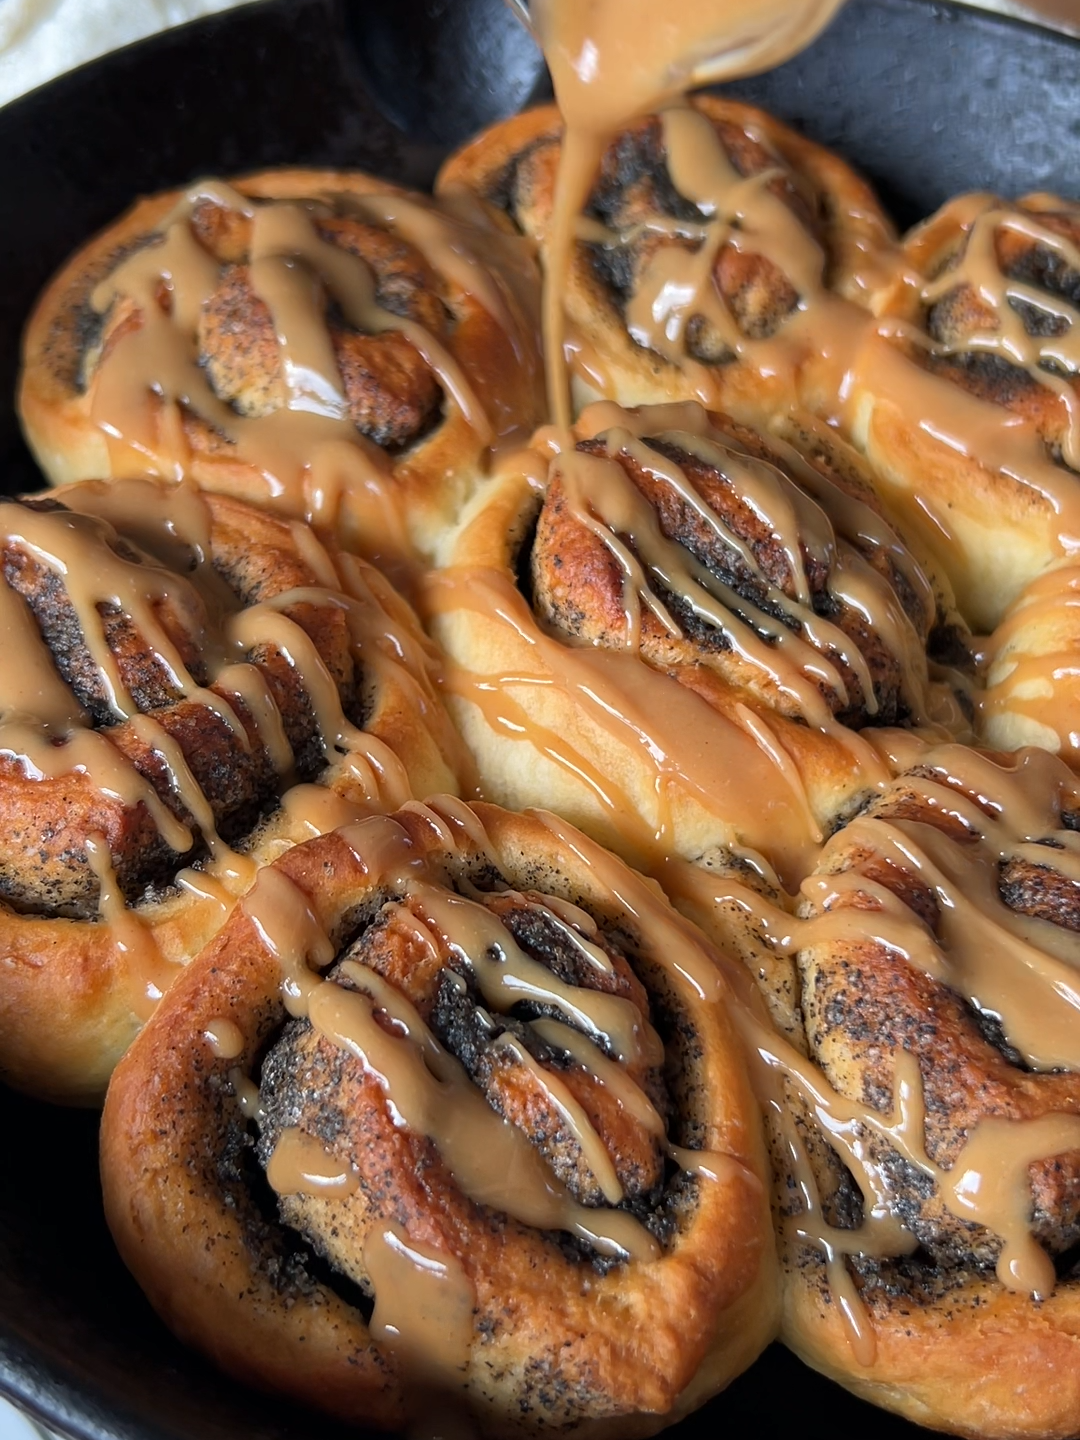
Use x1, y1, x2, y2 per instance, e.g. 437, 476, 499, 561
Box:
621, 106, 866, 403
363, 1219, 476, 1414
80, 181, 542, 577
852, 194, 1080, 627
0, 480, 451, 1003
980, 559, 1080, 766
670, 738, 1080, 1360
525, 0, 846, 424
896, 194, 1080, 471
425, 560, 836, 888
238, 797, 759, 1304
542, 401, 944, 733
266, 1127, 360, 1198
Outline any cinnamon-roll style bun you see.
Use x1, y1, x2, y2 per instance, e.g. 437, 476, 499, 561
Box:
977, 559, 1080, 770
437, 98, 897, 425
19, 170, 543, 580
100, 796, 777, 1436
680, 739, 1080, 1438
425, 399, 971, 890
0, 478, 465, 1104
849, 192, 1080, 632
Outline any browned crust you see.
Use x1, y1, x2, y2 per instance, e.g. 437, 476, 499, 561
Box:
531, 428, 917, 728
783, 1269, 1080, 1440
0, 486, 464, 1105
437, 99, 897, 425
979, 559, 1080, 769
850, 194, 1080, 632
425, 439, 882, 886
100, 802, 777, 1435
779, 766, 1080, 1439
19, 169, 544, 564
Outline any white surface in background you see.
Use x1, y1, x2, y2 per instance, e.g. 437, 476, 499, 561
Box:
0, 1397, 51, 1440
0, 0, 258, 107
0, 0, 1073, 112
957, 0, 1080, 32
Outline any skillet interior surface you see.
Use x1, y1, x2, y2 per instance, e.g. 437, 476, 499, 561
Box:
0, 0, 1077, 1436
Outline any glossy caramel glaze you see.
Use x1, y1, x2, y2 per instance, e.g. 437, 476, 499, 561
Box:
437, 97, 897, 429
426, 401, 971, 890
101, 798, 777, 1436
20, 170, 545, 583
851, 193, 1080, 631
671, 740, 1080, 1438
979, 559, 1080, 768
18, 2, 1080, 1433
531, 408, 970, 731
0, 478, 465, 1103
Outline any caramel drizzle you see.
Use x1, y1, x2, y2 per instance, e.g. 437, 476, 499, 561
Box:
666, 738, 1080, 1357
266, 1126, 360, 1198
84, 834, 175, 1019
980, 559, 1080, 763
493, 888, 617, 977
0, 504, 212, 724
394, 885, 662, 1068
529, 1017, 665, 1137
848, 330, 1080, 591
531, 0, 1080, 590
557, 402, 941, 730
527, 0, 847, 425
87, 183, 532, 566
0, 481, 450, 1005
801, 813, 1080, 1071
750, 1030, 1080, 1359
310, 961, 653, 1260
424, 561, 837, 888
627, 107, 831, 367
350, 187, 544, 430
202, 1017, 244, 1060
490, 1029, 626, 1202
363, 1218, 476, 1405
907, 196, 1080, 472
240, 800, 755, 1269
848, 198, 1080, 590
424, 401, 966, 884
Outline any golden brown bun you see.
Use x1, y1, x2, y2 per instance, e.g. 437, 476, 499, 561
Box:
437, 99, 897, 425
101, 797, 778, 1436
766, 744, 1080, 1438
849, 193, 1080, 632
19, 169, 544, 578
0, 480, 466, 1103
785, 1277, 1080, 1440
978, 559, 1080, 768
424, 401, 972, 891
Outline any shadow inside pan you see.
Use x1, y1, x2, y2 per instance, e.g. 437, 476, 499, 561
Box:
0, 0, 1076, 1436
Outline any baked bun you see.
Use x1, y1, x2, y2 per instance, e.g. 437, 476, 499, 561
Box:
19, 170, 544, 580
682, 738, 1080, 1438
849, 192, 1080, 631
0, 478, 465, 1103
437, 98, 897, 424
978, 559, 1080, 769
101, 796, 777, 1436
425, 399, 971, 889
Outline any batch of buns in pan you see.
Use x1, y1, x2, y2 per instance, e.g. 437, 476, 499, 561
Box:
6, 92, 1080, 1440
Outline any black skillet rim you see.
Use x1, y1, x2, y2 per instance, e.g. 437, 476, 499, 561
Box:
0, 1, 1078, 1437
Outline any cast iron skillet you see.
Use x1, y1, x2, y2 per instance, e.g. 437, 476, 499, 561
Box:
0, 2, 1076, 1436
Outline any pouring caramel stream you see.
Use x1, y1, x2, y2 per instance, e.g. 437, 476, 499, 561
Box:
525, 0, 846, 425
